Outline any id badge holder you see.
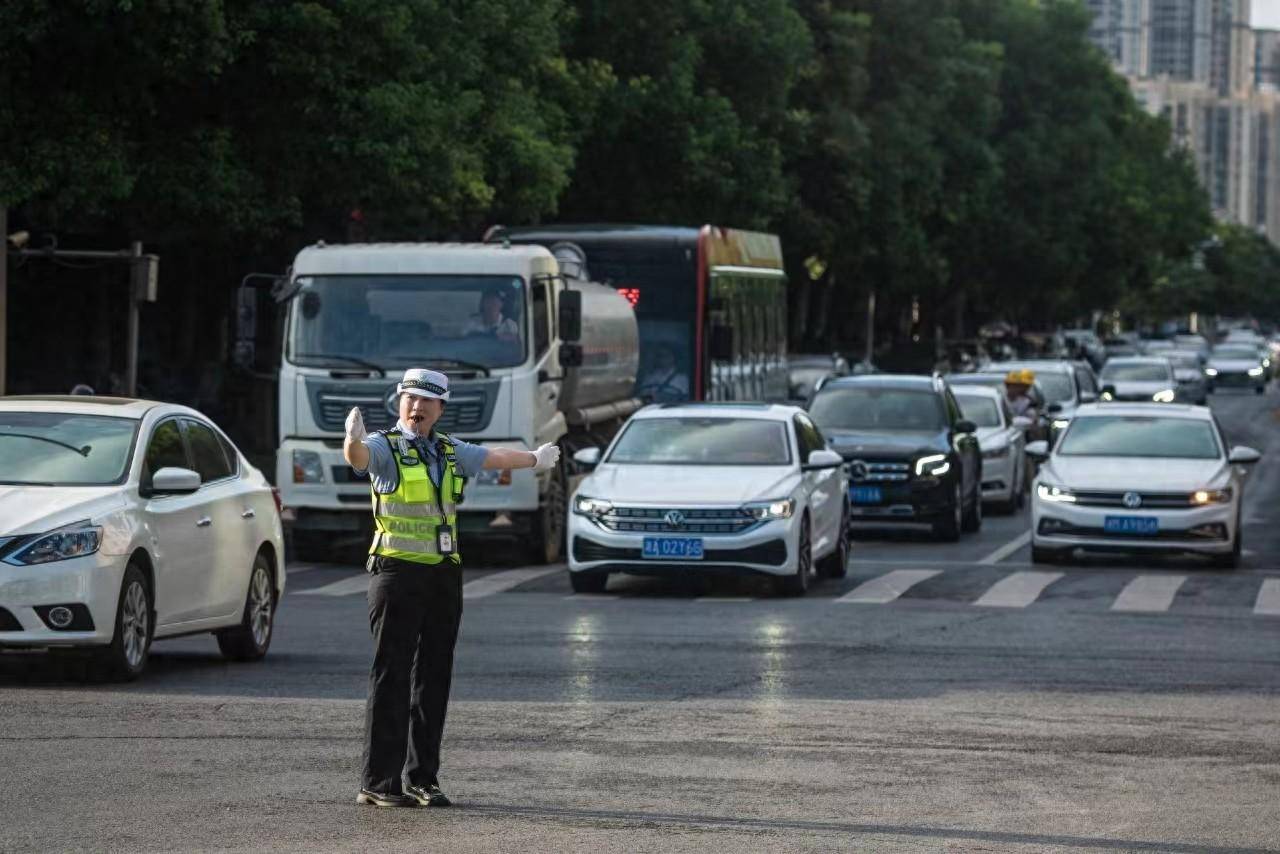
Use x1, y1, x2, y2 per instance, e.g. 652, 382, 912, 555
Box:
436, 525, 456, 556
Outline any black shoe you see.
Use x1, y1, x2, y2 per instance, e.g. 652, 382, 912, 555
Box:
356, 788, 415, 808
406, 782, 452, 807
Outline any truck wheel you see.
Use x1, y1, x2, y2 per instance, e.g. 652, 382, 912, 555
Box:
528, 455, 567, 564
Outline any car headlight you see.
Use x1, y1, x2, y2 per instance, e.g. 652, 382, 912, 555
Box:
1099, 391, 1114, 401
292, 450, 325, 484
4, 521, 103, 565
1051, 418, 1071, 431
1248, 366, 1265, 377
1036, 483, 1077, 503
573, 496, 613, 516
1191, 488, 1232, 505
1205, 368, 1219, 377
914, 453, 951, 478
982, 444, 1009, 460
1152, 389, 1177, 402
743, 498, 795, 520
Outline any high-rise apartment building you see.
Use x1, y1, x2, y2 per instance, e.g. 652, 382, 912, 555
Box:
1256, 29, 1280, 88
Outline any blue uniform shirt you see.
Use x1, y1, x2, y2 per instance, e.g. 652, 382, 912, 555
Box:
355, 426, 489, 495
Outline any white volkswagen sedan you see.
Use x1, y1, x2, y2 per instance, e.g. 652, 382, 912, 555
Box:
952, 385, 1030, 513
0, 397, 286, 680
1028, 403, 1259, 567
567, 404, 849, 596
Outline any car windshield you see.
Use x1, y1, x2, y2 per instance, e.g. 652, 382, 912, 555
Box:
1213, 346, 1258, 360
1101, 363, 1171, 382
288, 274, 527, 370
809, 388, 944, 431
955, 395, 1002, 428
0, 412, 138, 485
1167, 353, 1201, 369
608, 417, 791, 466
1057, 416, 1220, 459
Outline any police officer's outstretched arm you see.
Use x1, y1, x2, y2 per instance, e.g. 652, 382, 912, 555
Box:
343, 407, 371, 470
483, 443, 560, 471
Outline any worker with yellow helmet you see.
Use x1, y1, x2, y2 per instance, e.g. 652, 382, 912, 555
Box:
1003, 368, 1039, 421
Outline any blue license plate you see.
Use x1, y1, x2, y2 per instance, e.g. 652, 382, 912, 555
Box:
1104, 516, 1159, 535
849, 486, 883, 504
642, 537, 704, 560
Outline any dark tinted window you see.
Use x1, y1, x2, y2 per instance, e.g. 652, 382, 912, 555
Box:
145, 420, 188, 478
811, 387, 945, 431
184, 420, 233, 482
794, 414, 825, 458
218, 432, 240, 475
532, 281, 550, 358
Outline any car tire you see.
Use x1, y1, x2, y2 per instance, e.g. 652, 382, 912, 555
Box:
817, 504, 850, 579
1256, 384, 1266, 395
1031, 544, 1067, 565
1211, 519, 1243, 570
932, 483, 962, 542
528, 454, 567, 564
962, 483, 983, 533
777, 516, 812, 596
216, 552, 276, 661
569, 571, 608, 594
99, 563, 152, 682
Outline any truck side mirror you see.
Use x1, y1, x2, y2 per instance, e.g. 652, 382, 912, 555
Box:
710, 325, 733, 361
559, 343, 584, 368
559, 289, 582, 342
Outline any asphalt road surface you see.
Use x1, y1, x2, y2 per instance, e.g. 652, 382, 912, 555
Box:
3, 391, 1280, 852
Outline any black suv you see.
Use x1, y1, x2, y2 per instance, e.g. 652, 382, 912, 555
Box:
808, 374, 983, 541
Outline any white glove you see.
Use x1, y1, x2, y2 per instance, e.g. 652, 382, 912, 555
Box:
345, 407, 367, 443
532, 442, 561, 472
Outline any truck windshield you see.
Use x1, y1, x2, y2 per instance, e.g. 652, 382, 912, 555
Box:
288, 275, 527, 370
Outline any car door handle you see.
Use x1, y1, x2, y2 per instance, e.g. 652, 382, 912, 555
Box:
196, 517, 213, 528
241, 509, 256, 519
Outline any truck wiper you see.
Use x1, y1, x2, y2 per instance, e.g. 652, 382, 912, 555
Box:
294, 353, 387, 378
426, 359, 491, 378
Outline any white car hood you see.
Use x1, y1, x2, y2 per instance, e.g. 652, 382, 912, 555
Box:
0, 486, 126, 537
1044, 457, 1227, 491
1209, 358, 1258, 371
1106, 380, 1170, 396
582, 464, 799, 505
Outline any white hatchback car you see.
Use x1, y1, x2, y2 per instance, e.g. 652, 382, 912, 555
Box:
952, 385, 1030, 513
0, 397, 286, 679
1028, 403, 1259, 567
568, 404, 849, 596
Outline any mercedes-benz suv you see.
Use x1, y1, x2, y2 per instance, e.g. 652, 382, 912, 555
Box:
808, 375, 983, 541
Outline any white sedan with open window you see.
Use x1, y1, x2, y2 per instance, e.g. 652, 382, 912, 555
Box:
567, 404, 849, 596
0, 397, 286, 680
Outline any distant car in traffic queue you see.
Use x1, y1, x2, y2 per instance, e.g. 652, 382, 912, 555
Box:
989, 359, 1100, 441
1206, 343, 1269, 394
787, 353, 851, 403
807, 374, 983, 541
951, 385, 1032, 513
0, 396, 286, 680
1163, 350, 1210, 405
945, 371, 1050, 441
567, 403, 849, 596
1097, 356, 1178, 403
1028, 403, 1260, 567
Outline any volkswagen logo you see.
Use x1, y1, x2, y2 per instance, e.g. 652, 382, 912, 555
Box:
1122, 491, 1142, 509
384, 387, 401, 416
664, 510, 686, 528
849, 460, 869, 482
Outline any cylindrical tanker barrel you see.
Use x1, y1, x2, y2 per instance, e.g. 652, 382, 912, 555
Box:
559, 279, 639, 412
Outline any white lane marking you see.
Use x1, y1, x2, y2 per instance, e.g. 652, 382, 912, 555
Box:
1255, 579, 1280, 616
695, 597, 754, 603
978, 531, 1032, 565
1111, 575, 1187, 612
836, 569, 941, 604
295, 574, 369, 597
973, 571, 1063, 608
463, 566, 562, 600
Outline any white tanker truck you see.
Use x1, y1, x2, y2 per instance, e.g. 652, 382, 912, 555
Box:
274, 241, 640, 563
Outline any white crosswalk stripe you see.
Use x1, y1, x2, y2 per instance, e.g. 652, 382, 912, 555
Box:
1255, 578, 1280, 616
973, 570, 1063, 608
463, 566, 562, 600
1111, 575, 1187, 612
836, 569, 941, 604
295, 574, 369, 597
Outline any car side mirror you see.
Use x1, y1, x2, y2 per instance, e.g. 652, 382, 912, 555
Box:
149, 466, 201, 496
803, 449, 843, 470
558, 289, 582, 342
1025, 440, 1049, 460
1228, 446, 1262, 464
1012, 416, 1032, 431
572, 447, 602, 467
954, 419, 977, 434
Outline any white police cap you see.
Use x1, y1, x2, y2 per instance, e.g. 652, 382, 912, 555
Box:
397, 368, 450, 401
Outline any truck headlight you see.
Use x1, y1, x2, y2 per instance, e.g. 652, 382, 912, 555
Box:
743, 498, 795, 520
1248, 366, 1265, 377
292, 450, 325, 483
1036, 483, 1077, 503
914, 454, 950, 478
4, 521, 103, 565
1191, 488, 1232, 505
573, 496, 612, 516
1152, 389, 1176, 402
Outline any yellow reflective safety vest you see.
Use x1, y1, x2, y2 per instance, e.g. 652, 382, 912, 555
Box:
369, 429, 465, 565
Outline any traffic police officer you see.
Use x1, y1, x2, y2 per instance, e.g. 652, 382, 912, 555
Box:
344, 368, 560, 808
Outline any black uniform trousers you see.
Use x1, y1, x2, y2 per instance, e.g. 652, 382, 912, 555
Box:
361, 555, 464, 794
